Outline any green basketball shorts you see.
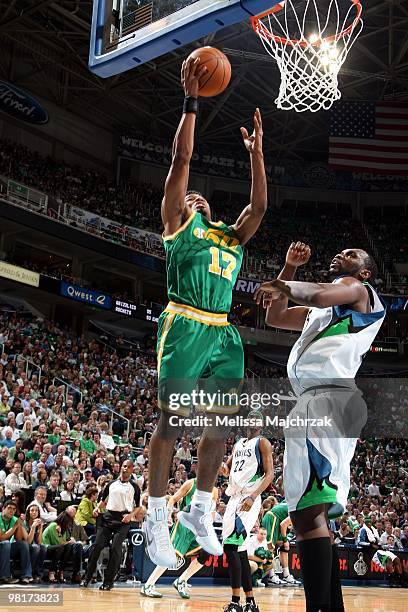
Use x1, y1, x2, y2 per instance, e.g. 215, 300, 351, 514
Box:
157, 301, 244, 417
170, 520, 201, 558
262, 512, 285, 546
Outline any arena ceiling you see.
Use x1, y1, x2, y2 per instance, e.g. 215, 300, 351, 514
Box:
1, 0, 408, 162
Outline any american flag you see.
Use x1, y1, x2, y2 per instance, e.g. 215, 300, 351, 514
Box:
329, 101, 408, 175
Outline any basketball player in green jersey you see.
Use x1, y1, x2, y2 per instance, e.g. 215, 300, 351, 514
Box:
141, 478, 218, 599
145, 55, 268, 567
262, 499, 300, 586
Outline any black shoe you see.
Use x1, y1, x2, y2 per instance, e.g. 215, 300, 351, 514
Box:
80, 579, 90, 588
223, 604, 243, 612
99, 583, 113, 591
0, 577, 19, 585
19, 578, 31, 585
243, 605, 260, 612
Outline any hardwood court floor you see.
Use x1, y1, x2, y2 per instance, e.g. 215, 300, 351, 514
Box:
2, 585, 407, 612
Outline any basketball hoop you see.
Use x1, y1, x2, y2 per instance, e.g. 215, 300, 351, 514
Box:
251, 0, 363, 112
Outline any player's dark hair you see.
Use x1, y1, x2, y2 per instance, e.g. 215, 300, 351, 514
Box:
186, 190, 204, 198
363, 252, 378, 280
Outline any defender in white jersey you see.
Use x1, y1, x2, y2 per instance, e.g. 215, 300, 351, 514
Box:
222, 414, 273, 612
255, 242, 385, 612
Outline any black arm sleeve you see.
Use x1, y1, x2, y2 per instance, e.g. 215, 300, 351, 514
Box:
131, 479, 141, 506
100, 481, 112, 502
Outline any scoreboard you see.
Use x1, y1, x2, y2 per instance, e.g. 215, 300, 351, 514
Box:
113, 299, 160, 323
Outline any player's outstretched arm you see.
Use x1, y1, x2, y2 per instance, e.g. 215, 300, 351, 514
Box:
231, 108, 267, 245
167, 478, 193, 512
256, 275, 368, 311
256, 242, 311, 331
162, 57, 207, 237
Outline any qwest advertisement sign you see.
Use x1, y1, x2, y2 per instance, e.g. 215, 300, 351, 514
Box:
60, 282, 112, 310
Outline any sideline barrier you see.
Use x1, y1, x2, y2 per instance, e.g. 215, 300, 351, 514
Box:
131, 532, 408, 583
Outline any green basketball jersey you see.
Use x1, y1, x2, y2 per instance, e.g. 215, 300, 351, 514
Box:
271, 501, 289, 522
163, 211, 243, 314
179, 479, 197, 512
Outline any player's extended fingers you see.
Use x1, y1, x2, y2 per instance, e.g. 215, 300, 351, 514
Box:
254, 108, 263, 134
190, 57, 200, 77
185, 56, 197, 78
196, 65, 208, 80
254, 287, 265, 304
181, 60, 186, 81
240, 126, 249, 140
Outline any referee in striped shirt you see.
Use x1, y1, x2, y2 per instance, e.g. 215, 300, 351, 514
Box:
81, 459, 141, 590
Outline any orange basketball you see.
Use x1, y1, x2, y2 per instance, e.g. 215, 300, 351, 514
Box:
187, 46, 231, 97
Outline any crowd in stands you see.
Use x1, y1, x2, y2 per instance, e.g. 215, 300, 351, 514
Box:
364, 207, 408, 293
0, 139, 398, 292
0, 310, 406, 585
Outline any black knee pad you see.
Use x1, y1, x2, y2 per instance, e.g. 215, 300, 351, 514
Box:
197, 549, 211, 565
224, 544, 241, 589
239, 551, 253, 593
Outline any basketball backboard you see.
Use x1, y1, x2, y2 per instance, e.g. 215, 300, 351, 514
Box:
89, 0, 282, 78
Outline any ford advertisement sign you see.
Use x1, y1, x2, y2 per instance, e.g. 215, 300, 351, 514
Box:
60, 282, 112, 310
0, 82, 49, 125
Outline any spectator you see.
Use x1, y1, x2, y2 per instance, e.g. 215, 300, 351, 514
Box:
368, 480, 380, 497
91, 457, 108, 481
42, 508, 82, 583
46, 473, 62, 507
400, 525, 408, 549
80, 431, 97, 456
60, 479, 77, 503
379, 522, 395, 546
30, 487, 57, 524
78, 469, 95, 496
74, 485, 98, 536
358, 516, 379, 546
10, 490, 26, 519
24, 504, 46, 583
4, 462, 29, 496
0, 499, 32, 584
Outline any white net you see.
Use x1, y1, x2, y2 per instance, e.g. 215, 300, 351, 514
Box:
252, 0, 363, 113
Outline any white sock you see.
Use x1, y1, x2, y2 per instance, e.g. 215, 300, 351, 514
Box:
148, 496, 167, 520
191, 489, 212, 513
148, 496, 166, 510
145, 566, 166, 587
282, 567, 289, 578
179, 558, 202, 582
266, 569, 275, 578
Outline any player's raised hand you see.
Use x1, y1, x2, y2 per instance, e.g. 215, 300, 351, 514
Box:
286, 242, 311, 268
181, 56, 208, 97
240, 108, 263, 155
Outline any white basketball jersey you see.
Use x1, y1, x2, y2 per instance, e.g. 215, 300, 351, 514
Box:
287, 281, 386, 396
226, 437, 264, 496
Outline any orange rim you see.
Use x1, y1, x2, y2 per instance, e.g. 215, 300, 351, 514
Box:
251, 0, 362, 48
